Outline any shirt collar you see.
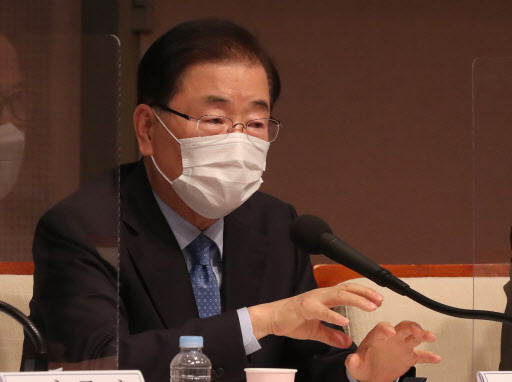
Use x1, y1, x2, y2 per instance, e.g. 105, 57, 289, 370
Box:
153, 191, 224, 255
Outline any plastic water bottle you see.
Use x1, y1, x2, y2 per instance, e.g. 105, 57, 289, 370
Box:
170, 336, 212, 382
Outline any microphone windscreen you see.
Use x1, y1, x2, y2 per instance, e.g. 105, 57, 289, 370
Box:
290, 214, 333, 254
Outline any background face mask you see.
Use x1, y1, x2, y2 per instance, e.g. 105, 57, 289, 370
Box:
0, 122, 25, 199
150, 109, 270, 219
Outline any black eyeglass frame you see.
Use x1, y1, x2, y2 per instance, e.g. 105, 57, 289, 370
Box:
152, 104, 282, 142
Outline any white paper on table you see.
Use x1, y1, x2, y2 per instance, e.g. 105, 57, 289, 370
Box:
0, 370, 144, 382
477, 371, 512, 382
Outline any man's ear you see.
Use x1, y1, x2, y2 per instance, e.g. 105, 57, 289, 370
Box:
133, 104, 155, 156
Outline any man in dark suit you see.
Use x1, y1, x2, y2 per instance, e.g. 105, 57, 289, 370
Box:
24, 19, 440, 382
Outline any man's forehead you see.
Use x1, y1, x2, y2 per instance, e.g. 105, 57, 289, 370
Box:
200, 94, 269, 112
170, 61, 270, 111
176, 61, 269, 98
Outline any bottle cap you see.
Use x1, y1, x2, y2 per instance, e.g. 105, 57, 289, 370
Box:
179, 336, 204, 348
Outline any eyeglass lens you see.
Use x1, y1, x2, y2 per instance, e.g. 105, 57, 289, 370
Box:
197, 116, 279, 142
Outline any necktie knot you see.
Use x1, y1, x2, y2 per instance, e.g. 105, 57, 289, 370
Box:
188, 234, 215, 266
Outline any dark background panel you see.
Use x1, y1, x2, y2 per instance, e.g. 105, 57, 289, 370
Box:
2, 0, 510, 265
140, 0, 512, 265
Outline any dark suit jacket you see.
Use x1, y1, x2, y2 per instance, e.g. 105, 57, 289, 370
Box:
24, 161, 358, 382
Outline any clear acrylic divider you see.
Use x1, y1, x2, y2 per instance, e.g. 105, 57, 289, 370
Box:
472, 57, 512, 376
395, 70, 475, 382
0, 4, 121, 373
325, 63, 476, 382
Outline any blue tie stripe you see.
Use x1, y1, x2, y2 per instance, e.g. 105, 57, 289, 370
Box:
187, 234, 221, 318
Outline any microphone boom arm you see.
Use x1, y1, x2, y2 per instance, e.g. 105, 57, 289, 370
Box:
318, 232, 512, 325
404, 286, 512, 324
0, 300, 48, 371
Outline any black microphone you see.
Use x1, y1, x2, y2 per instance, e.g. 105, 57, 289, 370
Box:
0, 300, 48, 371
290, 214, 410, 295
291, 214, 512, 324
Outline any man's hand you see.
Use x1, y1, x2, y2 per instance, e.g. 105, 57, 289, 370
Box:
248, 283, 383, 348
345, 320, 441, 382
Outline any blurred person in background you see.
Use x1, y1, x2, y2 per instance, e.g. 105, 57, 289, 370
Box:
0, 2, 52, 263
0, 33, 26, 201
0, 31, 35, 263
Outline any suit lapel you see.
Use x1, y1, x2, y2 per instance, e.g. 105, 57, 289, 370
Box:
120, 162, 269, 322
222, 206, 269, 311
121, 162, 198, 327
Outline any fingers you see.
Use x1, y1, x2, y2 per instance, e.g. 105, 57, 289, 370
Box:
422, 330, 436, 343
319, 284, 383, 312
310, 322, 353, 349
413, 349, 442, 364
375, 321, 441, 364
345, 353, 361, 370
318, 304, 350, 326
394, 320, 422, 345
346, 320, 440, 381
369, 321, 397, 342
299, 301, 350, 327
336, 283, 384, 306
394, 321, 437, 347
365, 321, 438, 351
250, 283, 381, 341
296, 284, 383, 327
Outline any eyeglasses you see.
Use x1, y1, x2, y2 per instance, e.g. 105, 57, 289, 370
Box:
0, 89, 31, 122
152, 104, 281, 143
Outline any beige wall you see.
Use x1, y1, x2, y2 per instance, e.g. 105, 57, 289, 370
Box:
140, 0, 512, 265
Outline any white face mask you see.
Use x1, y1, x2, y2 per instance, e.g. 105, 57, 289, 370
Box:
150, 109, 270, 219
0, 122, 25, 199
